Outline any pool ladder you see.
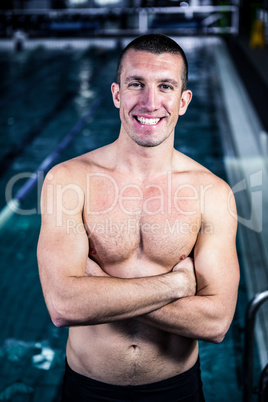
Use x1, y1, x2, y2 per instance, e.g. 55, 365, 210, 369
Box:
243, 290, 268, 402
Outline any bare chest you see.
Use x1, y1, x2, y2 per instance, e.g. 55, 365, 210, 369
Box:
83, 173, 202, 268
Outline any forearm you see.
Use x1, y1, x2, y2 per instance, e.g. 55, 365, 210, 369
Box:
47, 271, 191, 328
136, 294, 234, 344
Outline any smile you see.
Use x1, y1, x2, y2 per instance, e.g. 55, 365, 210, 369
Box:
136, 116, 161, 126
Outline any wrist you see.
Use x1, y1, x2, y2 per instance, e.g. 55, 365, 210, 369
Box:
171, 270, 196, 299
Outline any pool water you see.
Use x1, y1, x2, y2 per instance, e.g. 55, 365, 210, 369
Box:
0, 38, 260, 401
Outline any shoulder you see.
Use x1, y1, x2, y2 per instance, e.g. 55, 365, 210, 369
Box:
199, 172, 237, 236
173, 150, 236, 221
194, 170, 236, 225
43, 144, 115, 186
174, 150, 233, 195
40, 145, 113, 214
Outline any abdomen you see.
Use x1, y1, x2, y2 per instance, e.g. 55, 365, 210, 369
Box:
67, 321, 198, 386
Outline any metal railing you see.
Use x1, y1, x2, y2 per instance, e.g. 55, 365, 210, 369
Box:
243, 290, 268, 402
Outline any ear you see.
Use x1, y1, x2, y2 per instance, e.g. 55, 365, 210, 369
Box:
179, 90, 192, 116
111, 82, 120, 109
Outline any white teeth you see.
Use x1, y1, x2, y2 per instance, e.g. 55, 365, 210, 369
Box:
137, 117, 160, 125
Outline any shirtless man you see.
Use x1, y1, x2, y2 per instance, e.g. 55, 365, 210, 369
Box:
37, 34, 240, 401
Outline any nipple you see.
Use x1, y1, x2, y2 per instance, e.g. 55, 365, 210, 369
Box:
180, 254, 186, 261
90, 248, 96, 255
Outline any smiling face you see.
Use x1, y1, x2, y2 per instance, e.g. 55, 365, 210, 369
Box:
111, 49, 192, 148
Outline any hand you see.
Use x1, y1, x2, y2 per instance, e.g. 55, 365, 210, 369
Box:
172, 257, 196, 297
84, 258, 109, 277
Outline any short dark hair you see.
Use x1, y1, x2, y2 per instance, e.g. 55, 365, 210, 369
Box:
116, 34, 188, 92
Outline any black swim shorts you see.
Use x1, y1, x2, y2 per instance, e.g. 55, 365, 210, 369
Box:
60, 358, 205, 402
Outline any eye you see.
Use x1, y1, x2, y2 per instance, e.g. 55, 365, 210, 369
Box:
160, 84, 173, 91
128, 82, 143, 88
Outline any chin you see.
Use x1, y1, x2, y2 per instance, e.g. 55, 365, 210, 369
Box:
129, 133, 166, 148
135, 137, 167, 148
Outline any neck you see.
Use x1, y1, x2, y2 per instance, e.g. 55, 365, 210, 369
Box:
114, 133, 175, 178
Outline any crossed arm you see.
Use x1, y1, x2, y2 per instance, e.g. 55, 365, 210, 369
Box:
136, 180, 239, 343
136, 181, 240, 343
135, 230, 239, 343
37, 165, 196, 328
37, 165, 239, 343
38, 226, 196, 328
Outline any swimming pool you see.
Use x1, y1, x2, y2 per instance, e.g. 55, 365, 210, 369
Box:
0, 37, 261, 401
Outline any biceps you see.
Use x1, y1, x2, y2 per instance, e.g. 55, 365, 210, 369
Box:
37, 218, 89, 284
194, 234, 239, 299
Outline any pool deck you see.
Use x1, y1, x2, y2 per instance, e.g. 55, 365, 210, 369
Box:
216, 36, 268, 369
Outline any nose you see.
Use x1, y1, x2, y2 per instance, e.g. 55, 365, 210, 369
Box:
140, 86, 160, 111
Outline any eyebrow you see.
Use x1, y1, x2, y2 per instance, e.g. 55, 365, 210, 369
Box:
124, 75, 179, 87
160, 79, 179, 88
124, 75, 144, 84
